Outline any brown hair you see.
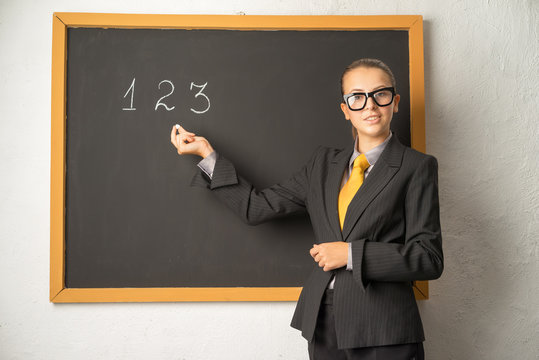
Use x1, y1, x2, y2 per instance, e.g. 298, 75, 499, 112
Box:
340, 58, 397, 138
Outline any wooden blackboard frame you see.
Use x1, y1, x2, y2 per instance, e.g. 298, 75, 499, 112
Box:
50, 13, 428, 303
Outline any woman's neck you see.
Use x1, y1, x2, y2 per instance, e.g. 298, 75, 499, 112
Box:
355, 131, 390, 154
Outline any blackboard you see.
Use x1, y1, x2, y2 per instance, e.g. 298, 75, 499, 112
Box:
50, 14, 427, 302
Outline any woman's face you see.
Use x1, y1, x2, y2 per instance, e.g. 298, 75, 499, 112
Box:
340, 67, 400, 142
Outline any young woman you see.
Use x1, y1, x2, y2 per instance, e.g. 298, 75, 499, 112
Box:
170, 58, 443, 360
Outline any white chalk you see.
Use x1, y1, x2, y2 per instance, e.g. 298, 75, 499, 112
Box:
176, 124, 180, 129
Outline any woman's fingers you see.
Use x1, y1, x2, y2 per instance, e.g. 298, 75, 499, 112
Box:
309, 245, 319, 258
176, 124, 194, 135
178, 135, 195, 155
175, 124, 195, 135
171, 125, 197, 153
179, 131, 194, 144
309, 242, 348, 271
171, 124, 195, 136
311, 245, 334, 271
171, 124, 213, 158
170, 125, 179, 148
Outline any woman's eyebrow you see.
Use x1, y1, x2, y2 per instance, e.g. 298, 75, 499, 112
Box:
349, 85, 390, 92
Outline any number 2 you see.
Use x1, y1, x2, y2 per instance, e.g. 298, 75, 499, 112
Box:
155, 80, 176, 111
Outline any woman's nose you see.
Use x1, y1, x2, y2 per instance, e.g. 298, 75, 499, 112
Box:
365, 96, 378, 109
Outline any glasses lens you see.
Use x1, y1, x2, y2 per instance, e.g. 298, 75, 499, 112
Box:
347, 94, 367, 110
373, 90, 394, 106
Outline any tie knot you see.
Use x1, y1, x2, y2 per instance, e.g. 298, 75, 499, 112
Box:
353, 153, 370, 171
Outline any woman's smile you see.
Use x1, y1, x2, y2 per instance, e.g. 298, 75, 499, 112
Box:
363, 114, 381, 123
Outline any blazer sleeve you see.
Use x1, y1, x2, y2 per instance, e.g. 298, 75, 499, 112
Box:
190, 148, 320, 225
352, 155, 444, 289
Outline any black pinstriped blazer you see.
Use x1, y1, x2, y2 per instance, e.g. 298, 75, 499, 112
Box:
190, 132, 443, 349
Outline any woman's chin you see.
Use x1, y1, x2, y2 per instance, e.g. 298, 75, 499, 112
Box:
356, 126, 389, 140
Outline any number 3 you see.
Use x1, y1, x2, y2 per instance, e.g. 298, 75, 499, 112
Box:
190, 82, 210, 114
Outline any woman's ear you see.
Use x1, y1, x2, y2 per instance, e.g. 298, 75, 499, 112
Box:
393, 94, 400, 113
340, 102, 350, 120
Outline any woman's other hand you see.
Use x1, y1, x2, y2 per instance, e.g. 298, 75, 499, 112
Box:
309, 242, 349, 272
170, 124, 214, 158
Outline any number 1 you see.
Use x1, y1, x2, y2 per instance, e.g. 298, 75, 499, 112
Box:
122, 78, 136, 111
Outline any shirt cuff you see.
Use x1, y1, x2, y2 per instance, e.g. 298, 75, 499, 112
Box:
346, 242, 353, 270
197, 151, 217, 179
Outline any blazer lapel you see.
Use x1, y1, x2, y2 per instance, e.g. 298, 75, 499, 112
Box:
341, 134, 405, 241
325, 141, 355, 241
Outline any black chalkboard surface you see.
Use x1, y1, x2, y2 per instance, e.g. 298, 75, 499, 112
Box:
51, 14, 425, 302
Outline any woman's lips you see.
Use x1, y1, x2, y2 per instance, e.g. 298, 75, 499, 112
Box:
364, 115, 381, 123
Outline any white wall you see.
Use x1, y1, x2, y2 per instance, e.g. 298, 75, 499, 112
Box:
1, 1, 537, 359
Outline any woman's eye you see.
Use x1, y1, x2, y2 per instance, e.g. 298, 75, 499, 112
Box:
375, 91, 390, 98
353, 95, 364, 102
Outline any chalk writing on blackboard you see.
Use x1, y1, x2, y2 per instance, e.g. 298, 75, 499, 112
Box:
122, 77, 136, 111
190, 81, 210, 114
121, 78, 211, 114
155, 80, 176, 111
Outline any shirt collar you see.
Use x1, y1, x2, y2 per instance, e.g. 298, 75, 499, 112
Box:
349, 131, 393, 169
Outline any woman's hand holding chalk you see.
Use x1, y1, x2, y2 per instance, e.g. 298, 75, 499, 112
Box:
171, 124, 214, 158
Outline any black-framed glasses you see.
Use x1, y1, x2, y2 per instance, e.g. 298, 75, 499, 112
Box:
342, 87, 396, 111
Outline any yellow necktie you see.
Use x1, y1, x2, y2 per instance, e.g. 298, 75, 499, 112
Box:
338, 153, 370, 230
